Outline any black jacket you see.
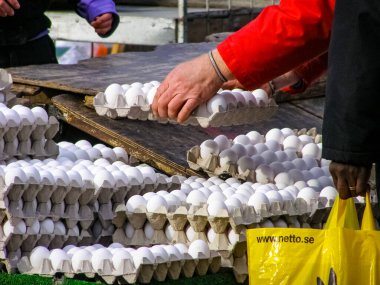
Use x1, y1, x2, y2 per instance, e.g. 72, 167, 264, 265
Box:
0, 0, 53, 45
322, 0, 380, 165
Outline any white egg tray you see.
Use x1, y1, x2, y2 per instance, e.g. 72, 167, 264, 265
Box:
187, 128, 322, 181
93, 91, 278, 128
0, 115, 59, 160
16, 245, 221, 284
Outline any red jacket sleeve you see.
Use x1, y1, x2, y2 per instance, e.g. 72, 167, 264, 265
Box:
217, 0, 335, 90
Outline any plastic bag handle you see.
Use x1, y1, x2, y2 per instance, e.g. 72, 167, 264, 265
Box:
325, 192, 375, 230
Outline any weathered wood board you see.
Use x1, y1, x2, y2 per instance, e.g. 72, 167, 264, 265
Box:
51, 93, 323, 177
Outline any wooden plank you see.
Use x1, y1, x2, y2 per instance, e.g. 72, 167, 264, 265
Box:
51, 93, 323, 177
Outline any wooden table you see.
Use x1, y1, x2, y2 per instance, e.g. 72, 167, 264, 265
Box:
6, 42, 325, 177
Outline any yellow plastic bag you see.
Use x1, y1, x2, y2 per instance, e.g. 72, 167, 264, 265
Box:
247, 193, 380, 285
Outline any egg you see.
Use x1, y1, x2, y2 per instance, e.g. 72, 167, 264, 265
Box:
151, 245, 170, 263
146, 86, 158, 105
30, 246, 50, 269
40, 218, 54, 234
91, 248, 113, 272
231, 91, 246, 106
163, 244, 183, 261
12, 105, 35, 125
233, 134, 251, 146
49, 249, 70, 271
273, 218, 288, 228
220, 91, 238, 109
124, 167, 143, 184
278, 189, 295, 202
302, 143, 322, 160
298, 134, 314, 147
200, 139, 220, 159
246, 130, 264, 144
2, 108, 21, 127
224, 197, 243, 214
252, 89, 269, 106
265, 190, 284, 206
173, 243, 188, 256
265, 128, 284, 144
71, 249, 92, 272
29, 220, 41, 235
113, 147, 129, 163
133, 247, 155, 267
281, 128, 295, 138
164, 224, 175, 241
219, 149, 238, 167
188, 239, 210, 259
274, 172, 294, 186
126, 195, 146, 212
54, 221, 66, 235
112, 249, 133, 271
319, 186, 338, 200
255, 164, 274, 184
137, 165, 157, 183
207, 200, 228, 216
146, 194, 168, 212
240, 90, 257, 106
247, 192, 270, 212
297, 187, 318, 205
185, 224, 195, 242
4, 167, 27, 185
104, 83, 125, 107
206, 94, 228, 113
186, 190, 207, 206
124, 86, 145, 107
260, 219, 274, 228
213, 134, 231, 152
207, 227, 216, 243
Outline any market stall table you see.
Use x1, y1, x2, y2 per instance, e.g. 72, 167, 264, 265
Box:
6, 42, 325, 177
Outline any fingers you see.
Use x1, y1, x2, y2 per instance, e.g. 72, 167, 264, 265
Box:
0, 0, 20, 16
91, 13, 113, 35
177, 98, 201, 123
329, 161, 372, 200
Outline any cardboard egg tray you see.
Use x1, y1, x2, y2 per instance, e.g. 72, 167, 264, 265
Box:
16, 246, 221, 284
0, 115, 59, 160
93, 92, 278, 128
187, 127, 321, 181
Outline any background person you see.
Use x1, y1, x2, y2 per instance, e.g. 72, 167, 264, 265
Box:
0, 0, 119, 67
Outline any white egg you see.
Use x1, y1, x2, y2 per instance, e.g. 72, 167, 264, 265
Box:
225, 197, 243, 214
231, 91, 246, 106
227, 228, 240, 245
255, 164, 274, 184
133, 247, 155, 267
273, 218, 288, 228
278, 189, 295, 202
297, 187, 318, 205
71, 249, 92, 272
252, 89, 269, 106
230, 143, 247, 158
200, 139, 220, 159
294, 180, 308, 191
274, 172, 294, 186
112, 249, 133, 271
213, 134, 231, 152
298, 134, 314, 147
220, 91, 237, 109
91, 248, 113, 272
240, 90, 257, 106
302, 143, 322, 160
146, 86, 158, 105
49, 249, 70, 271
246, 131, 264, 144
207, 227, 216, 243
12, 105, 35, 125
219, 149, 238, 167
163, 244, 183, 261
85, 148, 102, 161
5, 167, 27, 185
233, 134, 251, 145
265, 128, 284, 144
29, 220, 41, 235
260, 219, 274, 228
124, 86, 145, 107
185, 224, 195, 242
247, 192, 270, 212
265, 190, 284, 206
283, 135, 303, 152
137, 165, 157, 183
54, 221, 66, 235
206, 94, 228, 113
207, 200, 228, 216
186, 190, 207, 206
281, 128, 295, 137
104, 83, 125, 107
124, 222, 135, 239
40, 218, 54, 234
188, 239, 210, 259
165, 224, 175, 241
113, 147, 129, 163
170, 190, 187, 202
319, 186, 338, 200
30, 246, 50, 269
124, 167, 143, 184
151, 245, 170, 263
287, 168, 305, 182
146, 195, 168, 212
126, 195, 146, 212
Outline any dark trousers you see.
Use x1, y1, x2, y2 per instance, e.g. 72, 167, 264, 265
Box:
0, 35, 57, 68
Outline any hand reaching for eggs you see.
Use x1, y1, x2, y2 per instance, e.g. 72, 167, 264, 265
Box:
91, 13, 113, 36
0, 0, 20, 17
152, 50, 233, 123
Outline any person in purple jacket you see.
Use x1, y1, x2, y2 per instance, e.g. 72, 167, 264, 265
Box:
0, 0, 119, 67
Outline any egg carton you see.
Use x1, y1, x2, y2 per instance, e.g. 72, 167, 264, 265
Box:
93, 91, 278, 128
16, 246, 221, 284
186, 127, 322, 181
